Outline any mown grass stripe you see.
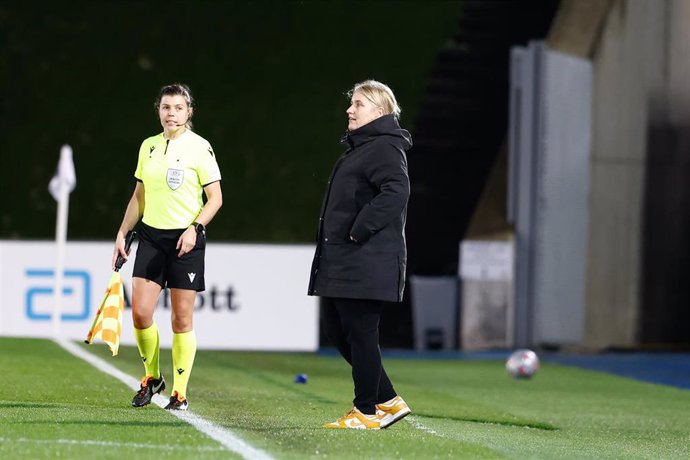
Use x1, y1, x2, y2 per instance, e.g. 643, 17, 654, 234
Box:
0, 436, 225, 452
215, 357, 337, 404
56, 338, 274, 460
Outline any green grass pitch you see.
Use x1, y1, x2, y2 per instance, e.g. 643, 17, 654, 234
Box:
1, 337, 689, 459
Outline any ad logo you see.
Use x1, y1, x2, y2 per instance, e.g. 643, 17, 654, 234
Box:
25, 269, 91, 321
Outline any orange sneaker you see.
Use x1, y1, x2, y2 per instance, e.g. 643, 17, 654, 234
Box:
323, 407, 381, 430
376, 396, 411, 428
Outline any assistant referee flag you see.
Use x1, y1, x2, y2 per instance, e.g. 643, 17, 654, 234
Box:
85, 272, 124, 356
84, 231, 136, 356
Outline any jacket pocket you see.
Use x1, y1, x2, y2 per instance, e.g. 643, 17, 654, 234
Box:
320, 243, 361, 281
323, 210, 356, 244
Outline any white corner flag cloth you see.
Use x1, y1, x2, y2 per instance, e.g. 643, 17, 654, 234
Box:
49, 144, 76, 201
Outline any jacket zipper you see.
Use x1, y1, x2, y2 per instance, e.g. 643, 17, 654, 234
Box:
163, 139, 170, 155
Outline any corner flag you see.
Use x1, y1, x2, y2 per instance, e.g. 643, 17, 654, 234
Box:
49, 145, 76, 201
50, 144, 76, 337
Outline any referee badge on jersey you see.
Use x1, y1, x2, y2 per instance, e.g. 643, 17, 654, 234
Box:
166, 168, 184, 190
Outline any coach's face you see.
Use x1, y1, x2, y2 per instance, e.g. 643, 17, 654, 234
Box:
346, 91, 383, 131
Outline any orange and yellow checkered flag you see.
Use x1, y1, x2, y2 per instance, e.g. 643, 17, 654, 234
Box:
85, 272, 124, 356
84, 231, 135, 357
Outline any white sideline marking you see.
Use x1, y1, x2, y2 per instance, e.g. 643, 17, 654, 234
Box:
56, 339, 274, 460
406, 415, 446, 438
0, 437, 224, 452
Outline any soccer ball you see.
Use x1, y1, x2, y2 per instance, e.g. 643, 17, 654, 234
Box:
506, 349, 540, 379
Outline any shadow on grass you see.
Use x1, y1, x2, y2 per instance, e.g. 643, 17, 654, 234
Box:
12, 420, 183, 428
224, 424, 327, 433
0, 402, 66, 409
414, 413, 557, 430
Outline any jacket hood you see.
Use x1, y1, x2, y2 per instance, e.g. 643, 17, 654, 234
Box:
343, 114, 413, 151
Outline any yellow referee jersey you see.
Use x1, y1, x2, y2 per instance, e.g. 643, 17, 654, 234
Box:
134, 130, 221, 229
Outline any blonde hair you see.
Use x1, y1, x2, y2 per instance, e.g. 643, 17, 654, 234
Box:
348, 80, 401, 119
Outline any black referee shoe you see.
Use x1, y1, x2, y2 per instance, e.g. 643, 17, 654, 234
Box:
164, 391, 189, 411
132, 375, 165, 407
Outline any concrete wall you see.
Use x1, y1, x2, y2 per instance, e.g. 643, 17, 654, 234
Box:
464, 0, 690, 350
585, 0, 690, 348
640, 0, 690, 344
668, 0, 690, 123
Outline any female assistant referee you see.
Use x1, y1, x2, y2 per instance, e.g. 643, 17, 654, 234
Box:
112, 83, 222, 411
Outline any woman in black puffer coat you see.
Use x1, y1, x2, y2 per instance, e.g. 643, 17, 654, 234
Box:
309, 80, 412, 430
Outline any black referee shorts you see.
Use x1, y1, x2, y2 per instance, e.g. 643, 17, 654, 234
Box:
133, 222, 206, 291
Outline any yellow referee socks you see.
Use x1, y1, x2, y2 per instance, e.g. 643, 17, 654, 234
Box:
172, 330, 197, 399
134, 323, 160, 378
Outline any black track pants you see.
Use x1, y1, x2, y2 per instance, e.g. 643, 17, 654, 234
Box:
321, 297, 397, 414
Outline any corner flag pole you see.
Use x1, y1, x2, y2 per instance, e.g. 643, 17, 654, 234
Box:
50, 145, 76, 338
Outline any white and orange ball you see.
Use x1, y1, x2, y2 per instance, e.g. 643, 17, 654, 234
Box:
506, 349, 540, 379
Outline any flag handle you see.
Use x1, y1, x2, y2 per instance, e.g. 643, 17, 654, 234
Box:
114, 230, 136, 272
84, 230, 136, 344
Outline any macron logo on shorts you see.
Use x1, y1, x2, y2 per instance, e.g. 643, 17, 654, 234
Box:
188, 273, 196, 283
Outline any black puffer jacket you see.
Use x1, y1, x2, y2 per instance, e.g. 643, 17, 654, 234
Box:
308, 114, 412, 302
